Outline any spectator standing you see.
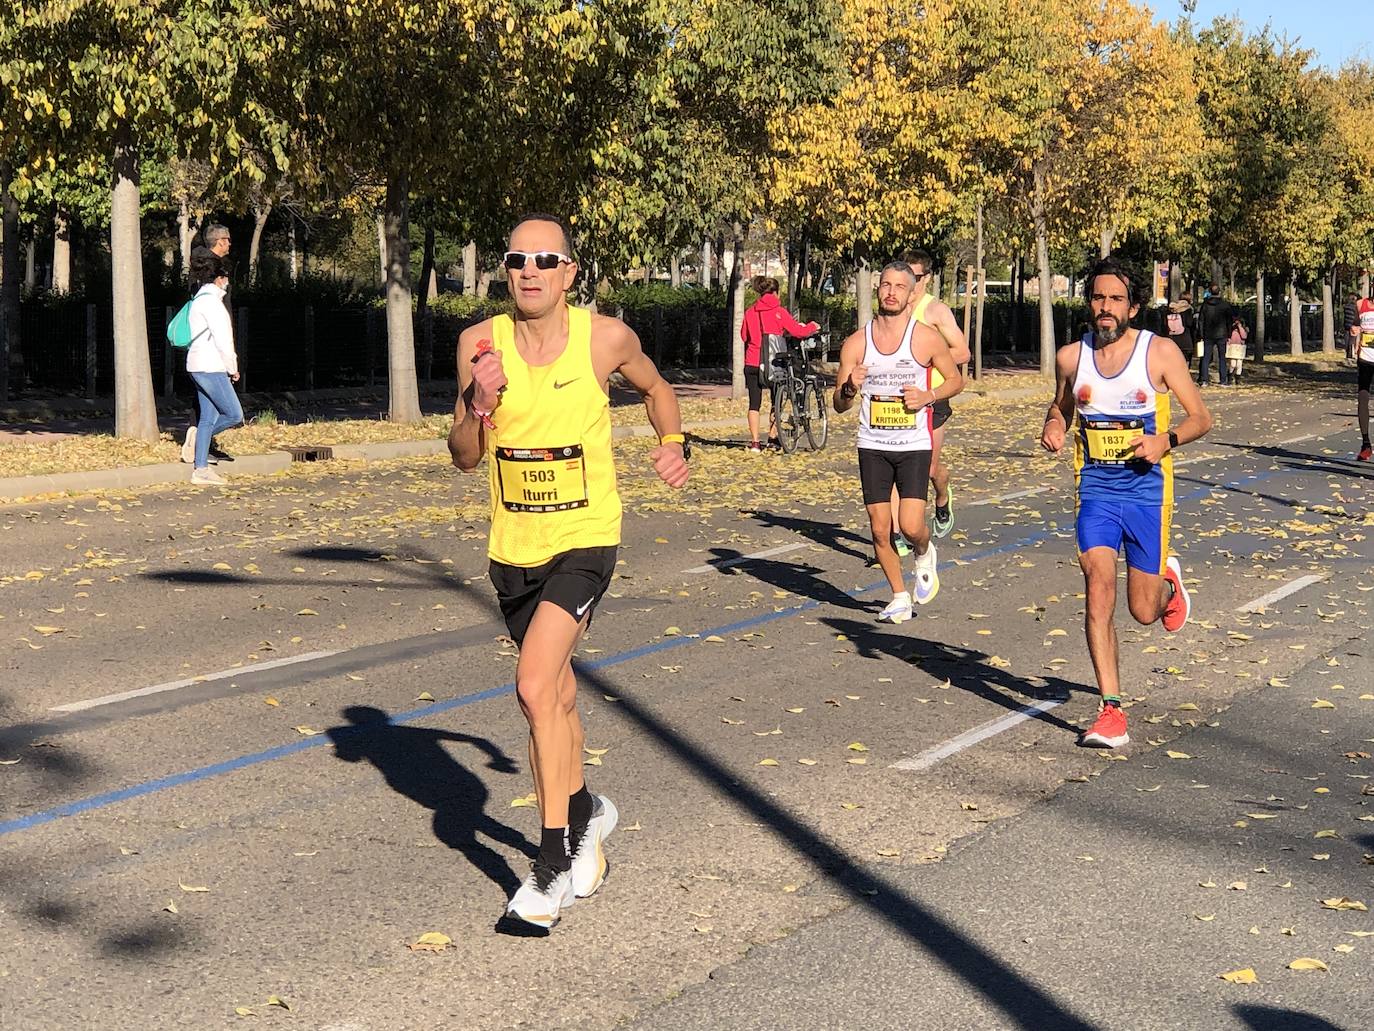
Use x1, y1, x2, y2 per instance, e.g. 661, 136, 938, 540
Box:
1344, 287, 1361, 366
740, 277, 819, 451
182, 224, 236, 464
1165, 293, 1198, 370
184, 251, 244, 485
1196, 283, 1236, 387
1225, 313, 1249, 382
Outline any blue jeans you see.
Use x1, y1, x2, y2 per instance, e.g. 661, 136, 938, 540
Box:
190, 372, 243, 468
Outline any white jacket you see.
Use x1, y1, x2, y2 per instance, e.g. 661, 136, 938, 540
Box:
185, 284, 238, 376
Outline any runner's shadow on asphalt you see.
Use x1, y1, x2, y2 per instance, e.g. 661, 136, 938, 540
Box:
1234, 1006, 1347, 1030
704, 549, 876, 613
326, 706, 533, 895
741, 510, 873, 563
141, 544, 462, 593
820, 616, 1093, 736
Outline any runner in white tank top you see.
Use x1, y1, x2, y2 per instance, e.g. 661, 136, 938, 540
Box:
834, 261, 964, 623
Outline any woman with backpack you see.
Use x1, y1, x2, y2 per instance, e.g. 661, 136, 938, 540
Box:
183, 251, 244, 485
1226, 314, 1249, 383
740, 277, 819, 452
1166, 293, 1198, 371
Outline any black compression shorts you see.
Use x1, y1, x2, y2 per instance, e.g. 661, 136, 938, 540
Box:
489, 545, 617, 648
744, 365, 763, 411
1360, 361, 1374, 393
858, 448, 932, 507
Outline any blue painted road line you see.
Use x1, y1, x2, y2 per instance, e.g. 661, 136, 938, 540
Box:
0, 465, 1288, 840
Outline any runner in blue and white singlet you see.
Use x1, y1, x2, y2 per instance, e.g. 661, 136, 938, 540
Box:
1041, 257, 1212, 750
835, 261, 963, 623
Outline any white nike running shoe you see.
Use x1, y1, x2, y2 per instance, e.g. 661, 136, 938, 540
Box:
912, 542, 940, 605
878, 592, 913, 624
571, 794, 619, 898
500, 862, 576, 936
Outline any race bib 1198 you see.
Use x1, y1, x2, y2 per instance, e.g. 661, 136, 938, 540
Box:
497, 445, 589, 512
868, 395, 917, 430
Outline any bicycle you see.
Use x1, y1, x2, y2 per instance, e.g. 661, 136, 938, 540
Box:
766, 331, 830, 453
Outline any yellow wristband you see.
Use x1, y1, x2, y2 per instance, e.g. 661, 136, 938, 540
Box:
659, 433, 685, 445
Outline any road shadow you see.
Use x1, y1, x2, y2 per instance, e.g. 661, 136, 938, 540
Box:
820, 615, 1092, 736
703, 547, 878, 614
1234, 1006, 1347, 1030
740, 509, 873, 564
326, 705, 532, 895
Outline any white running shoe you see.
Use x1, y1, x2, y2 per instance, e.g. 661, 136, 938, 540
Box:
571, 795, 619, 898
878, 592, 913, 624
181, 426, 196, 464
500, 862, 576, 935
912, 542, 939, 605
191, 467, 227, 485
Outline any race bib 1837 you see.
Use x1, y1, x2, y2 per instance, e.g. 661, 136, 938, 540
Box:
1082, 419, 1144, 463
496, 445, 589, 512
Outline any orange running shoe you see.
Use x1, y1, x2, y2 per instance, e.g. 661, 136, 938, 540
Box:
1162, 556, 1190, 633
1080, 704, 1128, 749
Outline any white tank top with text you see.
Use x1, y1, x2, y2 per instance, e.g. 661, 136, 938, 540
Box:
857, 317, 933, 452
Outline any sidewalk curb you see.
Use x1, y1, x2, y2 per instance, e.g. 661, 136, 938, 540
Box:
0, 418, 748, 503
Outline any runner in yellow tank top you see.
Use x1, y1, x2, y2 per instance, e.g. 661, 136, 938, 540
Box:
449, 214, 689, 934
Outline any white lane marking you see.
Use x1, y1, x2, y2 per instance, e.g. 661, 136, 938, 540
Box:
51, 651, 340, 713
968, 487, 1047, 507
891, 697, 1070, 771
1236, 574, 1327, 614
682, 542, 809, 575
1280, 433, 1316, 445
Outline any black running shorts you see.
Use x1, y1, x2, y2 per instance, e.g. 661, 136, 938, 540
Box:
932, 399, 952, 430
858, 448, 932, 507
1359, 360, 1374, 393
489, 545, 618, 648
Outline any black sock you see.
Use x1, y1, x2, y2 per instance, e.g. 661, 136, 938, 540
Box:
1103, 696, 1122, 709
538, 826, 571, 872
568, 786, 594, 853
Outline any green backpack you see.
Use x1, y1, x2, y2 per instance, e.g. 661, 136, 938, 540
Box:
167, 300, 209, 349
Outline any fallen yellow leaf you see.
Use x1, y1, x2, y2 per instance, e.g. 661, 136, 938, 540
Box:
1287, 958, 1328, 972
1219, 968, 1258, 984
408, 931, 452, 952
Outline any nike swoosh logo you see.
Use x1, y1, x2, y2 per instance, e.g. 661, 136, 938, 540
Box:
575, 598, 593, 617
553, 379, 579, 389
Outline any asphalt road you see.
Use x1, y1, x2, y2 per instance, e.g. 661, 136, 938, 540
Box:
1, 382, 1370, 1030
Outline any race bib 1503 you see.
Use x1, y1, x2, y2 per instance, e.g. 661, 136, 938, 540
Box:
1082, 419, 1144, 463
868, 395, 917, 430
497, 445, 589, 512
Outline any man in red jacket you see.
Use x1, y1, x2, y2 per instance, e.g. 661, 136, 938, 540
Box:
741, 277, 820, 451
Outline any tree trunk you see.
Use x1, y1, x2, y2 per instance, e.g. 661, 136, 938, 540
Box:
109, 130, 158, 441
1288, 273, 1301, 357
1254, 271, 1266, 362
1032, 162, 1055, 377
1321, 269, 1336, 354
177, 197, 193, 278
24, 238, 36, 290
0, 162, 19, 400
418, 223, 436, 308
1098, 222, 1116, 258
854, 240, 873, 329
52, 206, 72, 294
728, 221, 747, 398
376, 213, 387, 288
962, 264, 973, 335
288, 219, 298, 283
973, 201, 986, 380
701, 238, 712, 289
463, 240, 477, 294
786, 236, 798, 301
669, 251, 681, 288
382, 170, 422, 424
248, 200, 271, 283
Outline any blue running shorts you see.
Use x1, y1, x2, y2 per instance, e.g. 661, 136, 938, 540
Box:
1076, 498, 1170, 575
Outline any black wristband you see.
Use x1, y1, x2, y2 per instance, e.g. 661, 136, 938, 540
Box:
1168, 431, 1179, 451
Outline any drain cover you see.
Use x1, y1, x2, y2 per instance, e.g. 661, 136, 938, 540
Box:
284, 445, 334, 462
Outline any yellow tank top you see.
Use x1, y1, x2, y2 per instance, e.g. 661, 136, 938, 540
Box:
913, 294, 945, 388
485, 307, 622, 567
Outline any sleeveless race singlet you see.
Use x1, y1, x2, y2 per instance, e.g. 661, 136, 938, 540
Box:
1072, 330, 1171, 507
857, 317, 932, 452
913, 294, 945, 392
1359, 298, 1374, 364
485, 307, 622, 567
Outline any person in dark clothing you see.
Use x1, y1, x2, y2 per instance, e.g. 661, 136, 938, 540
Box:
182, 224, 236, 463
1166, 293, 1197, 370
1196, 284, 1236, 387
1344, 291, 1361, 365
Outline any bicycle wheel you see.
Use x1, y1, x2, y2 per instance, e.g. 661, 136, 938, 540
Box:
803, 380, 829, 450
775, 377, 800, 453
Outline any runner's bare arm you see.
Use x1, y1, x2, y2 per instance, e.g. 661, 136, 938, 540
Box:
448, 320, 500, 472
832, 329, 867, 413
904, 325, 963, 410
1131, 337, 1213, 464
927, 300, 971, 365
1040, 343, 1078, 453
601, 316, 689, 489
